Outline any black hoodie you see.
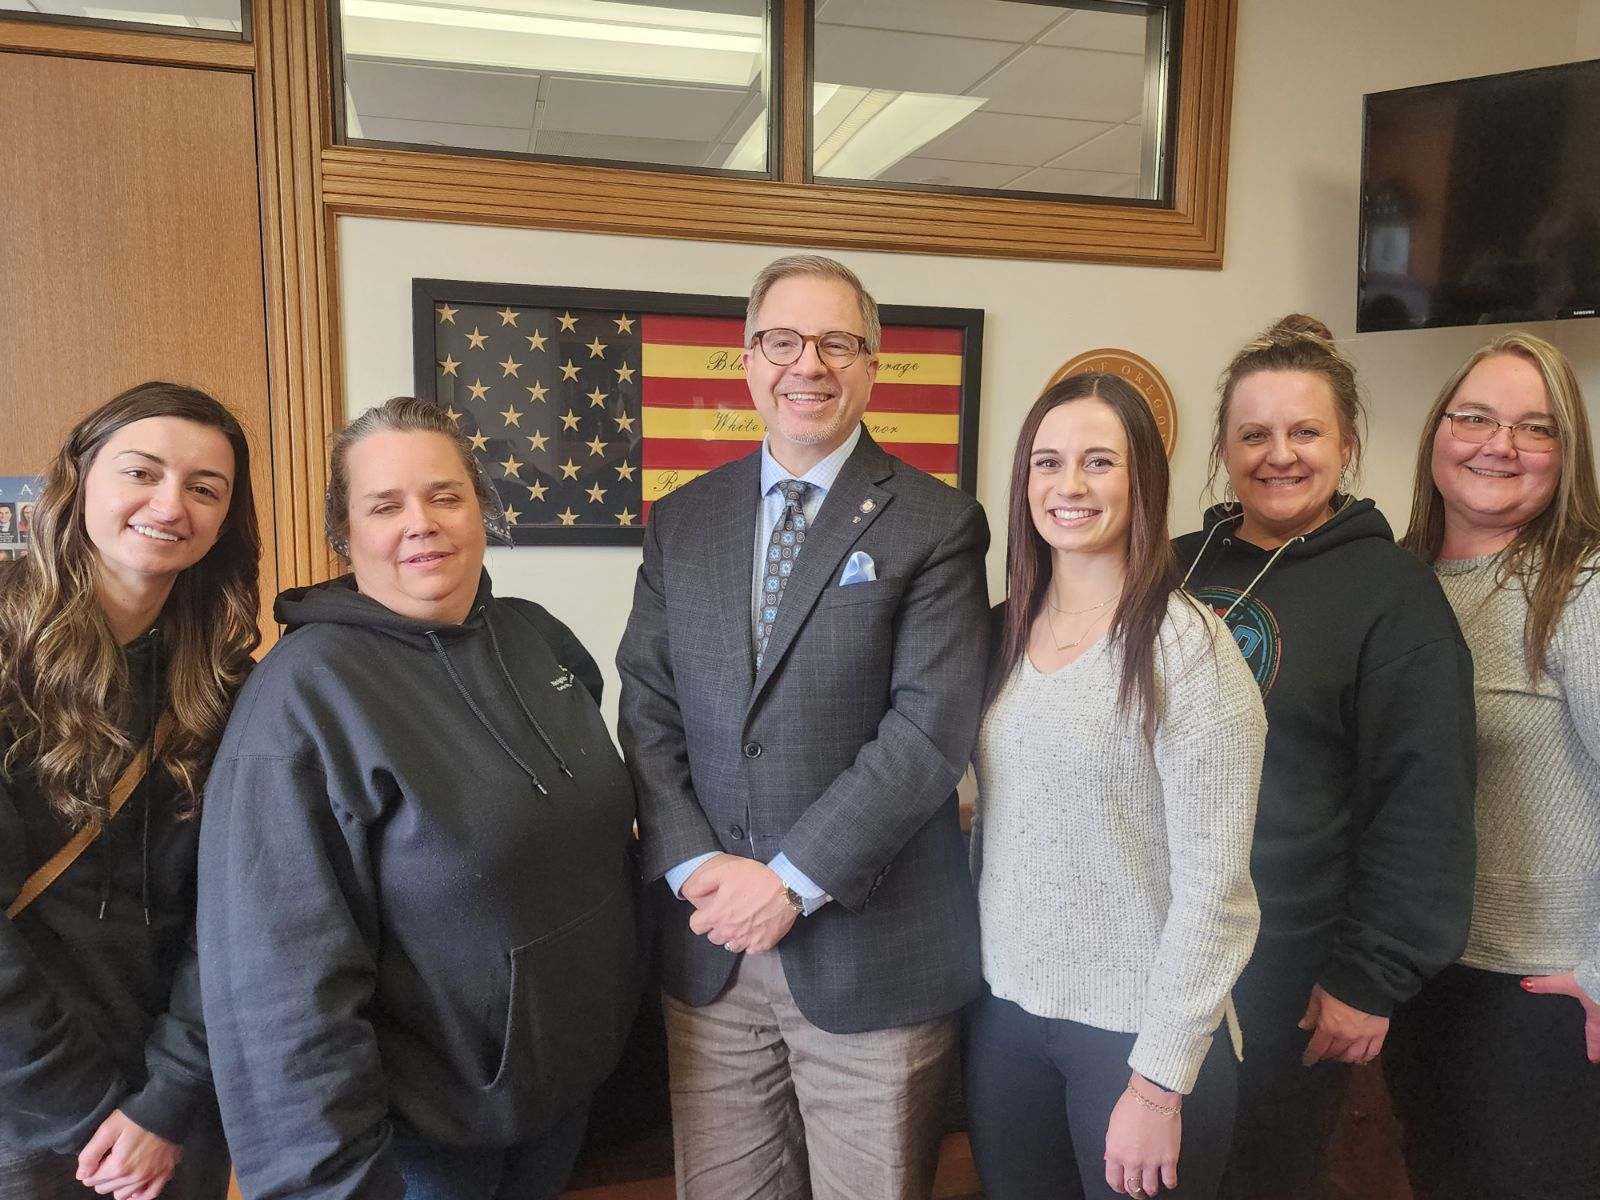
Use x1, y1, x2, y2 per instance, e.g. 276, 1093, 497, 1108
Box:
1174, 499, 1476, 1017
0, 630, 214, 1154
198, 574, 639, 1200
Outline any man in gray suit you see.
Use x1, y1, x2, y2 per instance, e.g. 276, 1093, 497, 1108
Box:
618, 254, 989, 1200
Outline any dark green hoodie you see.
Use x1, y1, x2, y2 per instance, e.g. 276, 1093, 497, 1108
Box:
198, 574, 639, 1200
1174, 498, 1476, 1017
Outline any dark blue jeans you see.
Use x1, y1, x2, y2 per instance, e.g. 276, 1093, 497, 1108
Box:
965, 989, 1238, 1200
388, 1104, 589, 1200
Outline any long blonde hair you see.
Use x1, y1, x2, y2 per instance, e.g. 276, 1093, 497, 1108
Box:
1400, 332, 1600, 670
0, 383, 261, 828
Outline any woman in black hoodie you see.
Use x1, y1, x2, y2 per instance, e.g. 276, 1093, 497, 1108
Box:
1173, 317, 1476, 1198
198, 397, 639, 1200
0, 383, 260, 1200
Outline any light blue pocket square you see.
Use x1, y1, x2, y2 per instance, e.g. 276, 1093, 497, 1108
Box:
839, 551, 876, 586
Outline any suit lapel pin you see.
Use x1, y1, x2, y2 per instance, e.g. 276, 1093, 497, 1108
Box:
860, 499, 875, 513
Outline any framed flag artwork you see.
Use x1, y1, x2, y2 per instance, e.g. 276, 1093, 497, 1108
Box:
412, 279, 984, 546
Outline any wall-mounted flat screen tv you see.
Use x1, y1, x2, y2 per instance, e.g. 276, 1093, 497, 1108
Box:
1359, 60, 1600, 332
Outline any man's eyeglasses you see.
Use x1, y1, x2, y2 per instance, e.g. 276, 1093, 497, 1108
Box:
1442, 411, 1559, 452
751, 328, 870, 368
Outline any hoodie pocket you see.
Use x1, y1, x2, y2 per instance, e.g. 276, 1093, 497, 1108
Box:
483, 886, 638, 1127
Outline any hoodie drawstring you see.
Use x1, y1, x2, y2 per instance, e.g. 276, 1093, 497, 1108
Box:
1179, 510, 1245, 591
100, 629, 160, 924
1180, 511, 1304, 620
427, 617, 564, 796
482, 614, 574, 781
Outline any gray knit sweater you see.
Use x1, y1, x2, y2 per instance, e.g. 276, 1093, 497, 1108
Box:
972, 593, 1266, 1093
1434, 553, 1600, 1001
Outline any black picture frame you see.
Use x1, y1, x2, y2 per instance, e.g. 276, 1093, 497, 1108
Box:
412, 278, 984, 547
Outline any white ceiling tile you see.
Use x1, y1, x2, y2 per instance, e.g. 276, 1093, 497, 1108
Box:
344, 59, 539, 127
875, 157, 1025, 188
979, 45, 1147, 122
1003, 166, 1139, 198
357, 116, 531, 154
817, 0, 1060, 42
813, 24, 1013, 94
1041, 9, 1150, 53
531, 129, 717, 169
540, 77, 748, 141
917, 111, 1113, 167
1048, 120, 1144, 172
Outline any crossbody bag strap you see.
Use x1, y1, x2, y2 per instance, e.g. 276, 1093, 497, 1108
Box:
5, 712, 176, 920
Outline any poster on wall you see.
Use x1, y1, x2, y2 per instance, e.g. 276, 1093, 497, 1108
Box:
0, 477, 40, 560
412, 279, 984, 546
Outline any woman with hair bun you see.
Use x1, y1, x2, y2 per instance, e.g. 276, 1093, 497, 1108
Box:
1173, 316, 1476, 1197
0, 382, 260, 1200
1386, 332, 1600, 1199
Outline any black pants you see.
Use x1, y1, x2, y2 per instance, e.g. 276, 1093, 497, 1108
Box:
965, 989, 1238, 1199
1218, 932, 1349, 1199
1386, 963, 1600, 1200
388, 1103, 589, 1200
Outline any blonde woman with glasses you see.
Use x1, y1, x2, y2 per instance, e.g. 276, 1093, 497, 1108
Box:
1386, 332, 1600, 1200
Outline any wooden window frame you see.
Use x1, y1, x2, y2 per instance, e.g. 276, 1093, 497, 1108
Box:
322, 0, 1237, 267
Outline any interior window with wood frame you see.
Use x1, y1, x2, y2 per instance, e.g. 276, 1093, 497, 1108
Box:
321, 0, 1235, 266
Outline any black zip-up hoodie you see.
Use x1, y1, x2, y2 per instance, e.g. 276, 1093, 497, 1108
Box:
1174, 498, 1477, 1017
198, 574, 639, 1200
0, 630, 214, 1153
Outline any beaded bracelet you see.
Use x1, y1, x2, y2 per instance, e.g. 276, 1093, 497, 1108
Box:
1124, 1085, 1181, 1118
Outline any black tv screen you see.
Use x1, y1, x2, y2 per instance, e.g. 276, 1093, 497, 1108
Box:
1358, 60, 1600, 332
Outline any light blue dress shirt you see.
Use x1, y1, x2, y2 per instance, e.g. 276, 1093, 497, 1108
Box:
663, 426, 863, 916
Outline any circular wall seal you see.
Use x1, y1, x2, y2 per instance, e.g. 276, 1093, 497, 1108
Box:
1045, 347, 1178, 457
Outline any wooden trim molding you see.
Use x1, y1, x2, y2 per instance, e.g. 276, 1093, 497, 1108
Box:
255, 0, 342, 588
319, 0, 1236, 267
0, 15, 253, 69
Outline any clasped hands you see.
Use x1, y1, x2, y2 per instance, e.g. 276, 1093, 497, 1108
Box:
682, 853, 799, 955
76, 1108, 182, 1200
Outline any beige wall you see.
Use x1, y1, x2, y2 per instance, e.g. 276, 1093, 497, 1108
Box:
339, 0, 1600, 727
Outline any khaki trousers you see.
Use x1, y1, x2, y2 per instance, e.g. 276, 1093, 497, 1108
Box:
663, 950, 956, 1200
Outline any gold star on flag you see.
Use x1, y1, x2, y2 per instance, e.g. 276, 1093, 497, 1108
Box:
497, 307, 519, 327
559, 409, 581, 431
503, 505, 521, 524
585, 336, 607, 359
499, 455, 522, 479
559, 360, 581, 381
585, 434, 608, 458
527, 481, 548, 501
616, 507, 636, 526
465, 328, 487, 350
526, 330, 548, 351
527, 431, 549, 451
613, 413, 635, 433
614, 314, 635, 333
467, 430, 489, 451
526, 382, 548, 403
614, 363, 636, 384
557, 312, 579, 332
439, 355, 460, 376
467, 379, 490, 401
559, 459, 581, 480
444, 406, 462, 425
614, 462, 637, 482
557, 507, 579, 526
587, 387, 608, 408
585, 483, 607, 504
499, 405, 523, 427
436, 304, 457, 324
499, 356, 521, 378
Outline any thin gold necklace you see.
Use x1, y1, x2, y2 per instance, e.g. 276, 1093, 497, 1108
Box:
1043, 605, 1111, 651
1045, 591, 1118, 617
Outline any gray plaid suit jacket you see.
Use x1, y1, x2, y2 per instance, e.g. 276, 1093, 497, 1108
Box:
617, 430, 988, 1035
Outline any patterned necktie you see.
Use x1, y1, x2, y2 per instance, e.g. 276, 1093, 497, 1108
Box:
755, 479, 812, 669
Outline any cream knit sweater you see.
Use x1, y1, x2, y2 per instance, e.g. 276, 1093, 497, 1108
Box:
1434, 553, 1600, 1000
973, 593, 1266, 1093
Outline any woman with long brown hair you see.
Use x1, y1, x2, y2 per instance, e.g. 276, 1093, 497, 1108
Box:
1173, 316, 1476, 1198
1386, 332, 1600, 1199
966, 373, 1265, 1199
0, 382, 260, 1199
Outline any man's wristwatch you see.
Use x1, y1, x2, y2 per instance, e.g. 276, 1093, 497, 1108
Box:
781, 884, 806, 915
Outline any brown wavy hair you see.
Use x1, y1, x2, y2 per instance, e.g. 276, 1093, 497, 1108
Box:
0, 382, 261, 828
1400, 331, 1600, 671
989, 372, 1187, 740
